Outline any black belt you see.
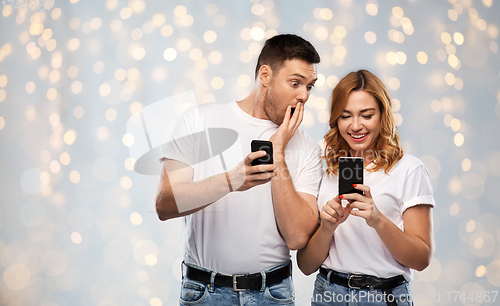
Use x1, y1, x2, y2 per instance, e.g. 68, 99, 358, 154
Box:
319, 268, 407, 306
184, 261, 291, 291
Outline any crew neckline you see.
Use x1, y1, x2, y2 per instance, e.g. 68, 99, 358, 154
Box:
231, 101, 277, 127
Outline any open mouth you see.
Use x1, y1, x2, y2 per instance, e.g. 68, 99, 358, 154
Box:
349, 133, 368, 141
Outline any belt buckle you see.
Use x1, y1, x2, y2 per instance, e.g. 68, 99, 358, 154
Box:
233, 274, 247, 291
347, 275, 362, 289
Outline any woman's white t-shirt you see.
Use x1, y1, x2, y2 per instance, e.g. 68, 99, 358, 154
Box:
318, 154, 435, 281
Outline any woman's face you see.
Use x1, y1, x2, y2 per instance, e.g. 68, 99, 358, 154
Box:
337, 90, 381, 155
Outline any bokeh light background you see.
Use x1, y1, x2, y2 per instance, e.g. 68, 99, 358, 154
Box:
0, 0, 499, 305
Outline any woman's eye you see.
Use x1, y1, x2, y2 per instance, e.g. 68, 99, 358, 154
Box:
363, 115, 373, 119
340, 116, 350, 119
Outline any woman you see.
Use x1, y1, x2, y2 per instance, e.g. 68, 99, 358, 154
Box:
297, 70, 435, 306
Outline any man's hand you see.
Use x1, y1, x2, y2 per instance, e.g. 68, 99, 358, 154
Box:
228, 150, 276, 191
270, 103, 304, 152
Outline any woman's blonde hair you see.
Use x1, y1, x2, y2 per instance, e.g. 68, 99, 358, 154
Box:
324, 69, 403, 176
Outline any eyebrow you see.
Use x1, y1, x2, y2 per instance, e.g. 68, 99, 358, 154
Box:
342, 108, 376, 114
290, 73, 318, 83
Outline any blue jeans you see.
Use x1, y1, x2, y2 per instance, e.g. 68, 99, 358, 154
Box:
311, 270, 413, 306
179, 261, 295, 305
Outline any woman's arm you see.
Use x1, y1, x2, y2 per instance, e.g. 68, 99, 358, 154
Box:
343, 184, 434, 271
297, 197, 350, 275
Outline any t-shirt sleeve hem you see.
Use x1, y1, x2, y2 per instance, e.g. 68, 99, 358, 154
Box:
401, 196, 435, 213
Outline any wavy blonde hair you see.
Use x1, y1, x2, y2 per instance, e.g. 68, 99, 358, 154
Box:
324, 70, 403, 176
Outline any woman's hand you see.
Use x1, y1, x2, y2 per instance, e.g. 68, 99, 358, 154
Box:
341, 184, 382, 228
320, 195, 350, 235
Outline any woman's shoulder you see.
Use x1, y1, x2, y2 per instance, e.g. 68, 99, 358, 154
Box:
391, 153, 427, 174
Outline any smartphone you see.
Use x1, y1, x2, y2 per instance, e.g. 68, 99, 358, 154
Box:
338, 157, 364, 195
251, 140, 273, 168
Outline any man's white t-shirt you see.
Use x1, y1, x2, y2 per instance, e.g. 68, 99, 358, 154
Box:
317, 154, 435, 281
162, 101, 322, 275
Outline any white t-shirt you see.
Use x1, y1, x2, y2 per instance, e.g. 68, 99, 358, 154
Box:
162, 101, 322, 275
318, 154, 435, 281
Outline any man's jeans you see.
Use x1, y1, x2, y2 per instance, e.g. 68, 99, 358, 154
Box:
311, 270, 413, 306
179, 261, 295, 306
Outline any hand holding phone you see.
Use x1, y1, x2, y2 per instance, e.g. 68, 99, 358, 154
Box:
251, 140, 273, 168
338, 157, 364, 195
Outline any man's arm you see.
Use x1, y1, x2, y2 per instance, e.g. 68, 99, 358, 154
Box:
155, 152, 276, 221
269, 103, 320, 250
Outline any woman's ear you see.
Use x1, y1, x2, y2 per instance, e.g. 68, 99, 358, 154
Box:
258, 65, 272, 87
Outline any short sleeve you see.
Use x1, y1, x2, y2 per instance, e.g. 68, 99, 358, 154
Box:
160, 107, 205, 167
293, 142, 323, 198
401, 164, 436, 213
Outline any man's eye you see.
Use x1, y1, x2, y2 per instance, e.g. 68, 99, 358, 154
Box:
307, 84, 315, 90
292, 81, 298, 86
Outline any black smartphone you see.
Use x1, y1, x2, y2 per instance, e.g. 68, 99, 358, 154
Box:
338, 157, 364, 195
251, 140, 273, 168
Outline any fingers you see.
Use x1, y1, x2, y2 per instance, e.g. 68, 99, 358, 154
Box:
353, 184, 371, 197
289, 102, 304, 129
245, 150, 267, 164
247, 170, 276, 181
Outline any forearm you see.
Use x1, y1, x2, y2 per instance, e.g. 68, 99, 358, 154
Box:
271, 152, 318, 250
297, 224, 334, 275
375, 215, 433, 271
156, 172, 230, 220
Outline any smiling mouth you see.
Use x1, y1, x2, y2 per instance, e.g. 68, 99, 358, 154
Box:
349, 133, 368, 140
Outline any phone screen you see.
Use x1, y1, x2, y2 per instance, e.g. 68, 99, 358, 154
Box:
338, 157, 364, 195
251, 140, 274, 167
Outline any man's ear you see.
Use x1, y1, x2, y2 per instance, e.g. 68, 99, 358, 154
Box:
258, 65, 272, 87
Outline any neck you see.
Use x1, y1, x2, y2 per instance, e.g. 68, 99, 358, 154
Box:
237, 83, 269, 120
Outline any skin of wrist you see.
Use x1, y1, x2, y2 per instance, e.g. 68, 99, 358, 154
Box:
320, 221, 337, 236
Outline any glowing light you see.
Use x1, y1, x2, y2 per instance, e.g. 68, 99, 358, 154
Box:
0, 117, 4, 130
71, 81, 82, 94
164, 48, 177, 61
204, 30, 217, 43
448, 9, 458, 21
0, 90, 5, 102
50, 160, 61, 173
110, 20, 122, 32
364, 1, 377, 15
123, 133, 135, 146
71, 232, 82, 244
174, 5, 187, 17
389, 78, 400, 90
68, 38, 80, 51
121, 176, 133, 189
161, 25, 173, 37
3, 264, 31, 291
125, 158, 135, 171
320, 8, 333, 20
96, 127, 110, 140
181, 15, 194, 27
454, 32, 464, 45
49, 70, 60, 83
209, 51, 222, 64
392, 7, 404, 18
446, 44, 456, 55
46, 88, 58, 100
69, 170, 80, 183
448, 54, 459, 68
105, 108, 117, 121
51, 8, 62, 19
120, 7, 132, 19
60, 152, 71, 165
454, 133, 464, 146
211, 77, 224, 89
417, 51, 428, 64
315, 27, 328, 40
133, 47, 145, 60
150, 297, 162, 306
441, 32, 452, 45
449, 203, 459, 216
26, 105, 36, 122
73, 106, 84, 119
130, 212, 143, 225
64, 129, 77, 145
430, 100, 441, 113
392, 99, 401, 112
49, 113, 60, 126
145, 254, 158, 266
91, 18, 102, 30
364, 31, 376, 44
238, 74, 252, 87
131, 28, 143, 40
251, 4, 265, 15
445, 73, 456, 86
250, 27, 266, 41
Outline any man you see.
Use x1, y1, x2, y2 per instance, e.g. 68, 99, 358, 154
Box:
156, 34, 321, 305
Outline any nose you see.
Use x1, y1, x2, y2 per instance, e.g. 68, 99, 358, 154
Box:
351, 117, 362, 132
296, 88, 309, 102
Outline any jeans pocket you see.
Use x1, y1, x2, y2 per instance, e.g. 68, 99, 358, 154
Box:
179, 279, 208, 305
314, 274, 326, 291
265, 277, 295, 304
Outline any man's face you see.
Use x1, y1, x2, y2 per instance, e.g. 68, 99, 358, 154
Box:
263, 59, 317, 126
